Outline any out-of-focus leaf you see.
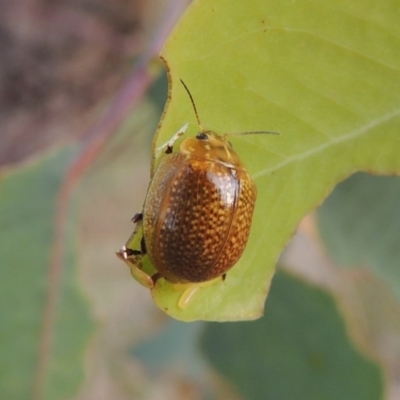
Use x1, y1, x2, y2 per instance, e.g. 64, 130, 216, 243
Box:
132, 320, 207, 377
317, 173, 400, 302
0, 150, 95, 399
201, 270, 384, 400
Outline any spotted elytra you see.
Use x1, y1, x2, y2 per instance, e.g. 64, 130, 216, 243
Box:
117, 79, 278, 308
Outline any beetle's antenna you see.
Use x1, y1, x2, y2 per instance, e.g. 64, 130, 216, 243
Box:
228, 130, 280, 136
180, 79, 279, 137
180, 79, 204, 130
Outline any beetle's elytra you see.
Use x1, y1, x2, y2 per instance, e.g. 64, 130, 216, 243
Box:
118, 80, 277, 299
143, 133, 256, 283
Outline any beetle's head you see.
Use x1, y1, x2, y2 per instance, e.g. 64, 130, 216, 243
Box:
180, 130, 243, 168
178, 79, 278, 168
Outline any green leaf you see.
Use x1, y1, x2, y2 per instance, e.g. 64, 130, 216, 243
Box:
132, 320, 208, 377
125, 0, 400, 320
0, 150, 95, 400
317, 172, 400, 301
201, 270, 384, 400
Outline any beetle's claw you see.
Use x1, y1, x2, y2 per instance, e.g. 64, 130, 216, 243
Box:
116, 245, 129, 260
116, 245, 142, 263
131, 213, 143, 223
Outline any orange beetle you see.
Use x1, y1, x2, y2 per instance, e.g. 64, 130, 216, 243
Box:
118, 80, 277, 305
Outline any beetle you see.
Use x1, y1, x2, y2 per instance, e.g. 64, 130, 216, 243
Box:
117, 79, 277, 307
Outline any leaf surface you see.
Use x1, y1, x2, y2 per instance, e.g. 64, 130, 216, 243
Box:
141, 0, 400, 320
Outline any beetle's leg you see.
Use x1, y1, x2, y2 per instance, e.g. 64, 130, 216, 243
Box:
121, 228, 146, 257
130, 249, 142, 256
120, 213, 146, 257
117, 212, 155, 288
151, 272, 162, 284
178, 285, 202, 309
116, 244, 154, 289
131, 213, 143, 223
155, 123, 189, 157
174, 277, 223, 309
222, 273, 226, 281
140, 236, 147, 255
116, 245, 142, 263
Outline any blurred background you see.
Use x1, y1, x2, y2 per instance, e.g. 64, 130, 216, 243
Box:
1, 1, 400, 399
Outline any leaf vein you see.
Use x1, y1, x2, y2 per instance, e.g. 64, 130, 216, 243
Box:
253, 108, 400, 179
